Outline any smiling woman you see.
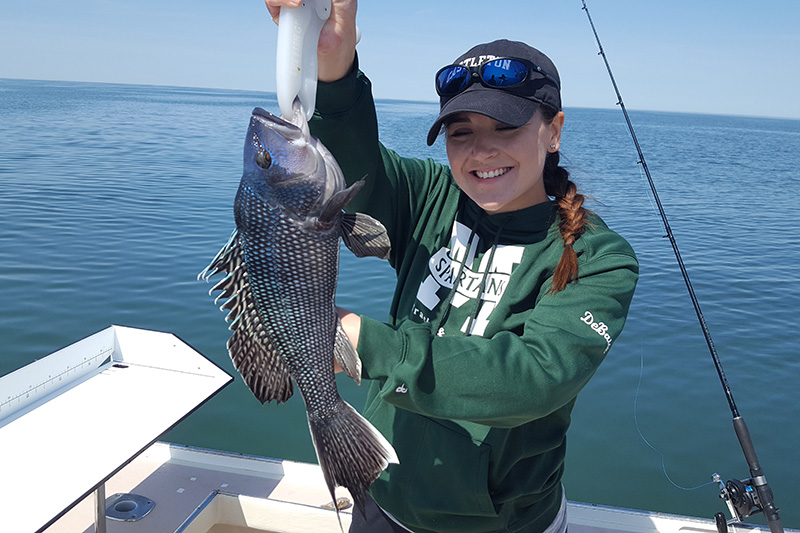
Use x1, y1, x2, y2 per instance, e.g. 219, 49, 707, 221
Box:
262, 0, 638, 532
307, 35, 638, 533
442, 110, 558, 214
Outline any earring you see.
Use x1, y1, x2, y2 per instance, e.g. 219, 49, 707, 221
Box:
549, 144, 557, 151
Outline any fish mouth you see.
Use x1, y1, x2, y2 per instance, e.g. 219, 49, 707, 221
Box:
251, 107, 307, 142
252, 107, 294, 128
253, 106, 285, 123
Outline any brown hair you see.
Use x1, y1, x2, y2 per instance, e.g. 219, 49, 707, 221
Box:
540, 106, 589, 293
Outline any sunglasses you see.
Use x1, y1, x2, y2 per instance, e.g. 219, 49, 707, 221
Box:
435, 57, 559, 97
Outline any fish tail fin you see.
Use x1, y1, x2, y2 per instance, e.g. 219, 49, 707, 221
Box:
307, 398, 398, 520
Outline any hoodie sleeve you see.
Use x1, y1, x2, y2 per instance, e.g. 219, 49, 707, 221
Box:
310, 62, 381, 196
355, 237, 639, 428
311, 64, 409, 220
311, 65, 454, 267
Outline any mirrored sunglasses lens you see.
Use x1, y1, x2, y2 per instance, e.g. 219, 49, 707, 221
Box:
481, 59, 528, 88
436, 66, 471, 96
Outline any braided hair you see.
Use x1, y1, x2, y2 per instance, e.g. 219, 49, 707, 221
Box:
540, 107, 589, 293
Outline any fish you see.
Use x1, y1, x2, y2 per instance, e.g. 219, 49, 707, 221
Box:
199, 104, 398, 520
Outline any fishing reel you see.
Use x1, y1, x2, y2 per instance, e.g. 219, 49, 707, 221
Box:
713, 473, 781, 533
715, 474, 762, 520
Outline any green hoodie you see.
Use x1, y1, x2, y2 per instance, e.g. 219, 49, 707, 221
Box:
310, 68, 639, 533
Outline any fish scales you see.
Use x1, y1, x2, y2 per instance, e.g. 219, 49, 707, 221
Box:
201, 105, 397, 524
239, 184, 341, 410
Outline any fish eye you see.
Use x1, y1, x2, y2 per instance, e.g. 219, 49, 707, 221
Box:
256, 149, 272, 169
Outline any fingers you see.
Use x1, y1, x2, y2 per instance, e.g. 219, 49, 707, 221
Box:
263, 0, 302, 20
336, 306, 361, 349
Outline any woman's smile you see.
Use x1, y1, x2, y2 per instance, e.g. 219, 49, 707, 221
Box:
445, 110, 563, 213
473, 166, 513, 179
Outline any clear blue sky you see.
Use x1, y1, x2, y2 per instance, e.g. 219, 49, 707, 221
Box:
2, 0, 798, 119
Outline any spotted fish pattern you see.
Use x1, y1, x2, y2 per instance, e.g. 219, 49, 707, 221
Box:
200, 106, 397, 521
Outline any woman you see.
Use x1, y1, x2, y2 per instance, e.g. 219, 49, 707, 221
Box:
266, 2, 639, 532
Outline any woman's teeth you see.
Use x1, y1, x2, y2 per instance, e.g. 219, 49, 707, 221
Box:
474, 167, 510, 179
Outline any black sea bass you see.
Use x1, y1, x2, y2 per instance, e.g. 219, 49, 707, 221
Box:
200, 106, 397, 515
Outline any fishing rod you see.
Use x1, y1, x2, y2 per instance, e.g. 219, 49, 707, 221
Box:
579, 2, 783, 532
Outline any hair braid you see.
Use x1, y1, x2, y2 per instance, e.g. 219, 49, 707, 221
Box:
543, 149, 589, 293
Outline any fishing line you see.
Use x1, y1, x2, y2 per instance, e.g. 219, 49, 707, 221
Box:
629, 237, 713, 493
633, 313, 716, 492
629, 157, 711, 491
580, 1, 783, 529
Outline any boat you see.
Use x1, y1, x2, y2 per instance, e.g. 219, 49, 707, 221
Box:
0, 326, 793, 533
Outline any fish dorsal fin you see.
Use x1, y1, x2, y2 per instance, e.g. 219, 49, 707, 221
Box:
199, 229, 294, 404
341, 213, 391, 260
334, 317, 361, 385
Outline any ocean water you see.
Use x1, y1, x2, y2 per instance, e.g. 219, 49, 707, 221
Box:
1, 78, 798, 527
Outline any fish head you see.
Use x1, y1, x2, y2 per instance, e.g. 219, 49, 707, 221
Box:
241, 106, 344, 216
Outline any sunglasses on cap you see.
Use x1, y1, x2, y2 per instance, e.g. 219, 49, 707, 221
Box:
435, 57, 559, 97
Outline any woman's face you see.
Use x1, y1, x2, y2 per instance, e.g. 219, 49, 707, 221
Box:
445, 109, 564, 214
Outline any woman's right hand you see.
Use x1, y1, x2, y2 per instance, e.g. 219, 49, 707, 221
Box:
264, 0, 358, 82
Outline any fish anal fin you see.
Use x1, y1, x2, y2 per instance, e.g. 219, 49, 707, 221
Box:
334, 317, 361, 385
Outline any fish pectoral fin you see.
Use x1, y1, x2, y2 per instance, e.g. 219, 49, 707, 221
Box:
341, 213, 391, 260
318, 179, 366, 225
334, 317, 362, 385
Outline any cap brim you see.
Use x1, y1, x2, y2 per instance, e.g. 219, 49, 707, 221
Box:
426, 88, 541, 146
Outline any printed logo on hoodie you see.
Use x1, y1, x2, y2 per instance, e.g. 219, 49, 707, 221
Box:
412, 220, 523, 336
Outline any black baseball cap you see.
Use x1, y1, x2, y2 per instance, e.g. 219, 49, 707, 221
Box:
427, 39, 562, 146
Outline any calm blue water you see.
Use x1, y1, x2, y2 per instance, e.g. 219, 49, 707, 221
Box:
1, 78, 798, 527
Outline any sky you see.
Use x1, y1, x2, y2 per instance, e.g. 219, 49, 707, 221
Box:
1, 0, 799, 120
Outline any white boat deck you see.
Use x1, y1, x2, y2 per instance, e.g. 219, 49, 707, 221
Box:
0, 326, 233, 532
44, 442, 354, 533
42, 441, 787, 533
